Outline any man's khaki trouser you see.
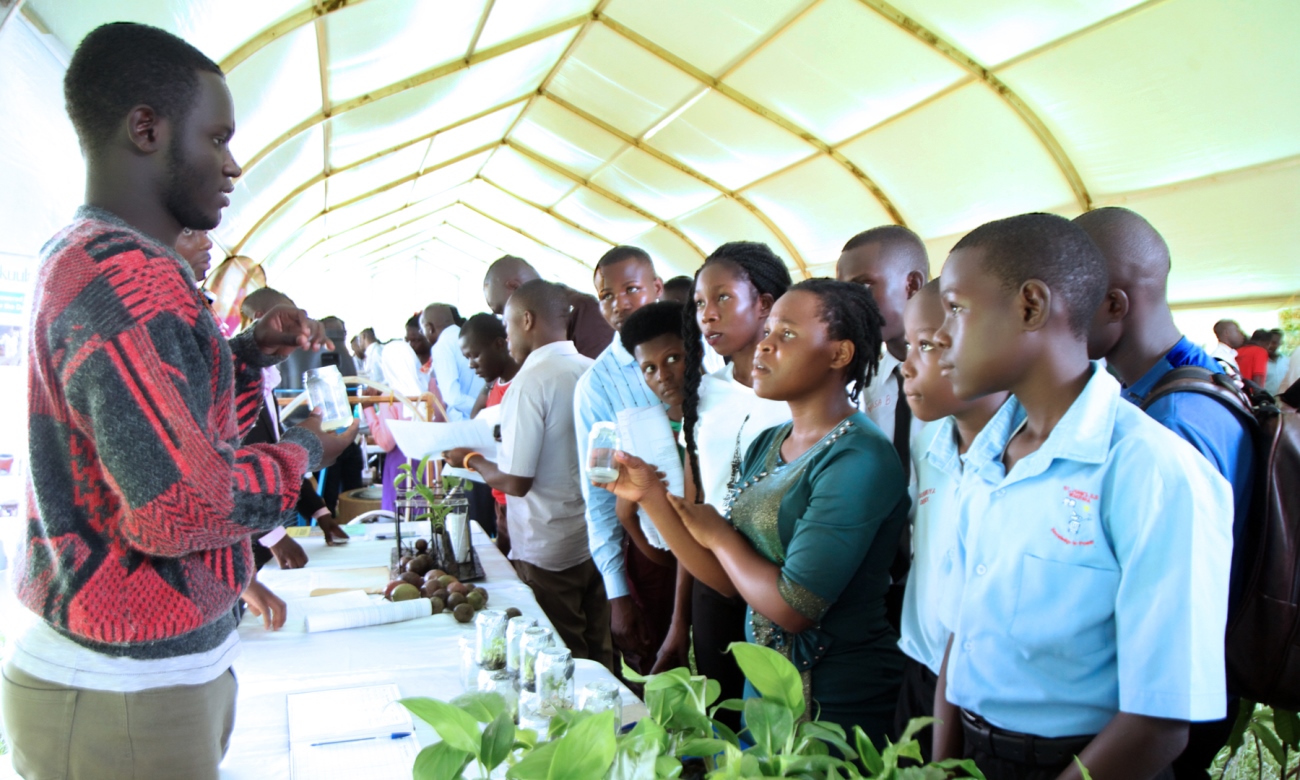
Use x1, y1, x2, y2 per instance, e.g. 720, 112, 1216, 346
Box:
1, 661, 236, 780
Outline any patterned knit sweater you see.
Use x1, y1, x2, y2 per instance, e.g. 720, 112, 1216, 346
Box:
18, 207, 323, 660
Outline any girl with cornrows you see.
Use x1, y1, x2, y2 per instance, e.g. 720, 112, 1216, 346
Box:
682, 242, 792, 722
598, 279, 909, 742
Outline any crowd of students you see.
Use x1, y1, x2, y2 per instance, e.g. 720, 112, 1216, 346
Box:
4, 20, 1292, 780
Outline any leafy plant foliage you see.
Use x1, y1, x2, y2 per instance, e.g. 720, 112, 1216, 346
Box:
401, 643, 989, 779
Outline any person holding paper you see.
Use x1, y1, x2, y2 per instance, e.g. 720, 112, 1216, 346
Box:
421, 303, 485, 422
571, 246, 675, 675
615, 301, 697, 674
460, 313, 521, 554
444, 280, 611, 667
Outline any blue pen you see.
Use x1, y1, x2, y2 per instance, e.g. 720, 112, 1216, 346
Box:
311, 732, 411, 747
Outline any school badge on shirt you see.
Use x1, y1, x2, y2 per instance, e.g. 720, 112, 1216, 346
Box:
1053, 486, 1098, 546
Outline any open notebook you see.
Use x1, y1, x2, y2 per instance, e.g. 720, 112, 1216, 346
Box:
287, 684, 418, 779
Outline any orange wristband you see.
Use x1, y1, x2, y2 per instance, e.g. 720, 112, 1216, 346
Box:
461, 451, 485, 472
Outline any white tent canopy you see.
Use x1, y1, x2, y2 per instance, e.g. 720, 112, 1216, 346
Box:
3, 0, 1299, 332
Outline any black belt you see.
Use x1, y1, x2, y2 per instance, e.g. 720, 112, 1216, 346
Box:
961, 710, 1094, 767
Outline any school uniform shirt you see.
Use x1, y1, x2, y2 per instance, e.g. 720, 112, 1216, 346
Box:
694, 363, 791, 511
945, 365, 1234, 738
487, 379, 512, 506
1266, 353, 1291, 395
1207, 341, 1238, 370
897, 419, 963, 675
499, 341, 595, 572
431, 323, 485, 422
858, 347, 924, 481
573, 336, 660, 598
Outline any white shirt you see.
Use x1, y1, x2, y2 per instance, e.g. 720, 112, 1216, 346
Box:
376, 341, 427, 399
858, 347, 923, 512
1266, 353, 1291, 395
431, 324, 485, 422
693, 363, 791, 510
10, 609, 240, 692
499, 341, 595, 572
1207, 341, 1239, 369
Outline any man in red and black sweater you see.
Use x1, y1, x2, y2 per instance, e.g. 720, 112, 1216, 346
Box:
2, 22, 357, 780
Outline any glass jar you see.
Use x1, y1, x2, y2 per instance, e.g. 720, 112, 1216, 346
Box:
579, 680, 622, 729
506, 615, 538, 678
441, 484, 472, 570
534, 646, 575, 713
586, 422, 620, 483
302, 365, 353, 431
476, 668, 519, 723
458, 635, 479, 692
475, 609, 508, 671
518, 625, 553, 693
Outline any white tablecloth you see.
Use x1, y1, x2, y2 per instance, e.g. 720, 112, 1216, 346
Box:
218, 524, 644, 779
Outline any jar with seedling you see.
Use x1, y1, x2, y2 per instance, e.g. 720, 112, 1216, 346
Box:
474, 609, 508, 670
518, 625, 553, 693
506, 615, 537, 678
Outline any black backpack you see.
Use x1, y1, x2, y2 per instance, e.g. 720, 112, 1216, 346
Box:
1142, 366, 1300, 707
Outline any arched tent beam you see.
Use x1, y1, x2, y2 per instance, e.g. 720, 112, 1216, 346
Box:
541, 92, 810, 277
232, 14, 589, 175
853, 0, 1092, 211
475, 176, 620, 250
456, 202, 596, 272
504, 140, 707, 261
595, 12, 908, 230
280, 197, 466, 271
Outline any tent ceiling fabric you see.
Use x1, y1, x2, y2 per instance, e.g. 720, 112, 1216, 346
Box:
23, 0, 1300, 306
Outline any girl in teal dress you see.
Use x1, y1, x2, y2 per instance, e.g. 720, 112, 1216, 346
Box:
597, 279, 909, 743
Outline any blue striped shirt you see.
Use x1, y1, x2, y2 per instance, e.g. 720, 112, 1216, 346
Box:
573, 337, 660, 598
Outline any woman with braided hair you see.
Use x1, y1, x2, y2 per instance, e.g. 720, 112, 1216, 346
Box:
681, 241, 792, 724
599, 278, 909, 740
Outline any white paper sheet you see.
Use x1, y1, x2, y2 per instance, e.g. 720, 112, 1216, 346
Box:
615, 405, 684, 550
287, 684, 417, 780
387, 419, 498, 460
304, 597, 433, 633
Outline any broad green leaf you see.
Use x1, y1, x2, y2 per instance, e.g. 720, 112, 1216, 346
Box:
412, 741, 471, 780
782, 754, 853, 773
657, 755, 686, 778
549, 710, 618, 780
710, 698, 746, 715
800, 721, 857, 760
711, 718, 741, 748
853, 726, 884, 776
452, 691, 507, 723
1225, 699, 1254, 758
609, 742, 660, 780
676, 738, 729, 758
506, 736, 561, 780
481, 710, 516, 771
645, 668, 693, 692
744, 697, 793, 757
895, 740, 923, 764
897, 717, 936, 746
933, 758, 987, 780
727, 643, 805, 716
1275, 708, 1300, 748
622, 658, 650, 684
627, 715, 668, 750
400, 697, 484, 756
1249, 721, 1286, 765
704, 678, 722, 707
515, 728, 539, 751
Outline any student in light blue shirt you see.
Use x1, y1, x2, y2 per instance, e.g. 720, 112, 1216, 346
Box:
1080, 207, 1255, 779
931, 214, 1234, 780
572, 246, 665, 671
894, 280, 1008, 760
421, 303, 484, 421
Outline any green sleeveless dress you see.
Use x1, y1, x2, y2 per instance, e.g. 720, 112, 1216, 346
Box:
724, 412, 908, 742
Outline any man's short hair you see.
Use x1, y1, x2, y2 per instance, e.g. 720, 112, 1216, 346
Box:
952, 213, 1107, 337
461, 313, 506, 343
509, 279, 570, 325
620, 301, 686, 355
663, 275, 694, 300
594, 245, 653, 275
65, 23, 223, 153
239, 287, 290, 320
842, 224, 929, 277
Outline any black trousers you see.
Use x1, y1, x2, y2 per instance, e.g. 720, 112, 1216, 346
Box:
466, 481, 498, 538
963, 714, 1174, 780
1171, 711, 1234, 780
319, 441, 364, 513
893, 656, 938, 762
691, 579, 748, 732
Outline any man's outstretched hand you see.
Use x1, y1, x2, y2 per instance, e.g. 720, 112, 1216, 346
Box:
254, 304, 332, 357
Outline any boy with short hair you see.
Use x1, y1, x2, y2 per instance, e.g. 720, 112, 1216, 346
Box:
894, 280, 1008, 759
932, 213, 1234, 780
445, 281, 610, 666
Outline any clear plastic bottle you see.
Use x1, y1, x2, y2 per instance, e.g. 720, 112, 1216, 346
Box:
587, 422, 620, 483
303, 365, 352, 431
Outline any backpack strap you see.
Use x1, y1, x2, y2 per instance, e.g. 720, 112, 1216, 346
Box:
1140, 365, 1258, 430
